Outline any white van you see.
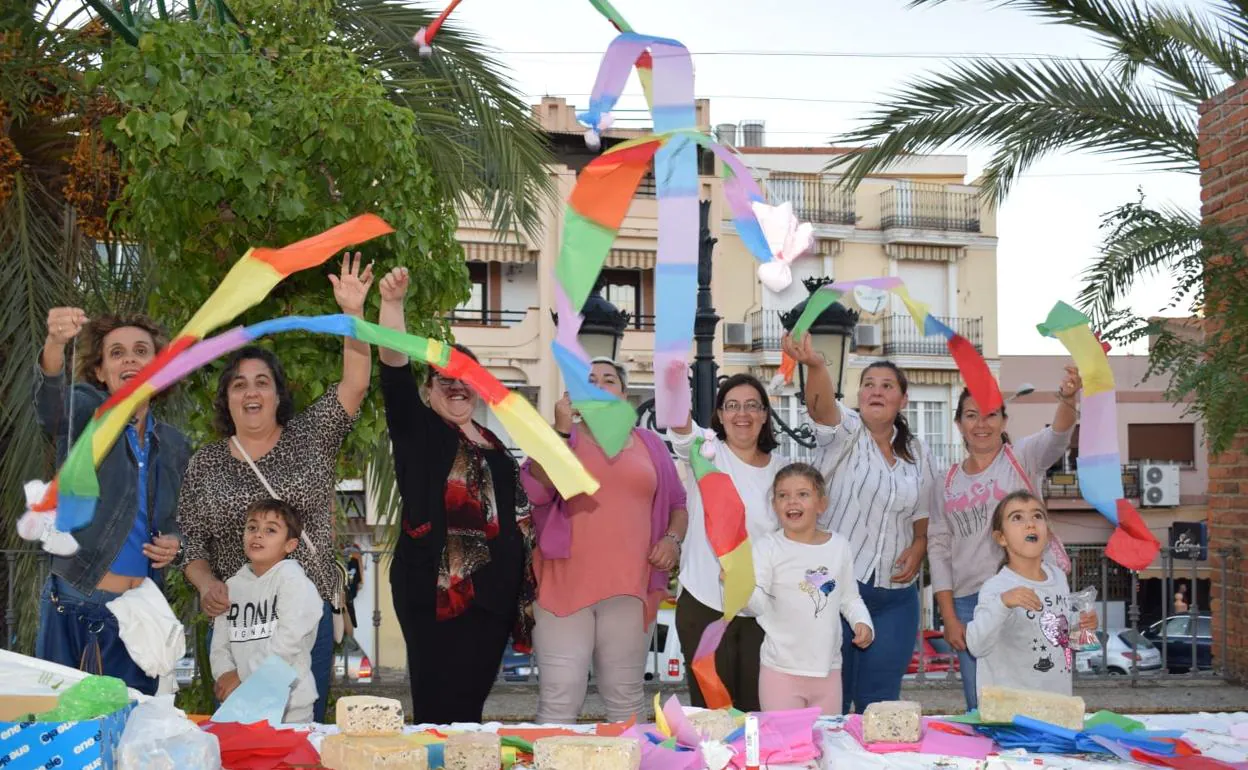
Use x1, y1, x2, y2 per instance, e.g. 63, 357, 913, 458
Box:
644, 607, 686, 683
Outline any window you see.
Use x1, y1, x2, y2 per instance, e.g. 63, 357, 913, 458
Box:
903, 400, 951, 464
1128, 423, 1196, 466
636, 172, 657, 198
600, 269, 641, 318
1161, 617, 1189, 637
456, 262, 488, 322
1195, 617, 1212, 638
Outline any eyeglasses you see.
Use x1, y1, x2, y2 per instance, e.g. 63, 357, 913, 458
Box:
432, 374, 464, 389
721, 400, 766, 414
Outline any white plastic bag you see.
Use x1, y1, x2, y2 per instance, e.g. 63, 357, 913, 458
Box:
119, 695, 221, 770
1070, 586, 1101, 651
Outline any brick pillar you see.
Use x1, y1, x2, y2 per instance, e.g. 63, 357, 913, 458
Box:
1198, 78, 1248, 681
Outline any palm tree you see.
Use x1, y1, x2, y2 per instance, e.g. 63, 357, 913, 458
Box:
829, 0, 1248, 451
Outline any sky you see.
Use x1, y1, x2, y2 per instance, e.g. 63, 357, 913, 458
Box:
449, 0, 1209, 355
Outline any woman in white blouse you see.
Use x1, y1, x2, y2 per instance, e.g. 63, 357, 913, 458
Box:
666, 373, 790, 712
783, 334, 940, 713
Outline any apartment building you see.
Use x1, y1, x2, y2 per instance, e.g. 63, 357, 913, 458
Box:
712, 124, 999, 466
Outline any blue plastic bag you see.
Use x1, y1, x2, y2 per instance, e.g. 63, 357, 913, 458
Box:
211, 655, 297, 726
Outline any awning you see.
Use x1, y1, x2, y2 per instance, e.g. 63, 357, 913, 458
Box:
904, 369, 963, 386
885, 244, 966, 263
606, 249, 657, 269
461, 241, 535, 264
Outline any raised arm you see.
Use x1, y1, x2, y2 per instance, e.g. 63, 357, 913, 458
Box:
329, 252, 374, 417
376, 267, 409, 367
781, 333, 840, 427
34, 307, 91, 442
1051, 365, 1082, 434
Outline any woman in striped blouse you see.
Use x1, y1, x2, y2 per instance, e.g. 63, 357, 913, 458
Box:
783, 334, 941, 713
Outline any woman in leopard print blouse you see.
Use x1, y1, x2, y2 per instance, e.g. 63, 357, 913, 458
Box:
177, 254, 373, 722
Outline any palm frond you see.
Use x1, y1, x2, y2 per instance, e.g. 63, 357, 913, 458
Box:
1150, 8, 1248, 85
1076, 196, 1203, 330
829, 57, 1197, 200
331, 0, 556, 240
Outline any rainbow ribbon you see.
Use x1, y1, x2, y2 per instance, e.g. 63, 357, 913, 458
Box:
33, 215, 395, 530
48, 315, 598, 529
780, 276, 1003, 415
556, 129, 779, 453
685, 435, 752, 710
1038, 302, 1160, 571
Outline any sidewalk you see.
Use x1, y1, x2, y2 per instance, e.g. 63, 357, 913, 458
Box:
351, 672, 1248, 723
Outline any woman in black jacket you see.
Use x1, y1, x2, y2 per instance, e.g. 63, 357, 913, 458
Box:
375, 267, 532, 724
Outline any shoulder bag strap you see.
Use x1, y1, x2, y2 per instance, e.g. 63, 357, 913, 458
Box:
231, 436, 318, 557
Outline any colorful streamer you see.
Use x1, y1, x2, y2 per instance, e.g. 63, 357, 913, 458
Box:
30, 215, 394, 535
1037, 302, 1161, 571
572, 32, 698, 429
587, 0, 654, 106
32, 315, 598, 538
411, 0, 464, 56
780, 276, 1003, 416
686, 434, 752, 709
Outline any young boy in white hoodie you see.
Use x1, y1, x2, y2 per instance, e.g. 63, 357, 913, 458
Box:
210, 499, 323, 723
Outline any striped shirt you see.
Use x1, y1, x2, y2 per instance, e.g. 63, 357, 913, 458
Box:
813, 403, 941, 589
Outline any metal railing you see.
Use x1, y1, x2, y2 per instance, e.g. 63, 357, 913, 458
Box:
766, 176, 856, 225
883, 314, 984, 355
880, 185, 981, 232
629, 314, 656, 332
911, 545, 1240, 684
1044, 465, 1141, 500
748, 308, 784, 351
445, 308, 528, 327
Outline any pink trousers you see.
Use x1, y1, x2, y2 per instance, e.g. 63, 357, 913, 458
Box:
759, 665, 843, 715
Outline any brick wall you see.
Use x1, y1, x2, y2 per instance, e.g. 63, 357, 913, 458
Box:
1198, 78, 1248, 681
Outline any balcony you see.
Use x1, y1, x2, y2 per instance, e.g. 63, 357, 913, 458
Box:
882, 315, 983, 356
445, 309, 528, 327
880, 185, 980, 232
767, 176, 856, 226
748, 308, 785, 351
1044, 465, 1142, 500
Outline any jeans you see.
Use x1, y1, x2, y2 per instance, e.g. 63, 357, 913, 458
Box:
35, 575, 158, 696
841, 579, 919, 714
310, 601, 333, 723
208, 599, 334, 722
953, 592, 980, 711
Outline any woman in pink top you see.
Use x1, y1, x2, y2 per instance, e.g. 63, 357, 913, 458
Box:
521, 359, 688, 723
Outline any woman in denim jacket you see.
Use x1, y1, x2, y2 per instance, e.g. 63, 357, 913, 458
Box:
34, 307, 190, 695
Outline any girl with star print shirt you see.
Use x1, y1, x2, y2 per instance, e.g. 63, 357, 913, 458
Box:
748, 463, 873, 714
966, 490, 1097, 698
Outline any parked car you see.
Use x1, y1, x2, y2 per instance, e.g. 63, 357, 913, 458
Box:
908, 630, 960, 676
1075, 629, 1162, 675
1141, 614, 1213, 672
500, 644, 536, 682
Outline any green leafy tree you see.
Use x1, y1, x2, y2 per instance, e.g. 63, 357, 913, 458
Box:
827, 0, 1248, 451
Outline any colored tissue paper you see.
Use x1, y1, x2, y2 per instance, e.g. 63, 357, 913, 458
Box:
212, 655, 297, 726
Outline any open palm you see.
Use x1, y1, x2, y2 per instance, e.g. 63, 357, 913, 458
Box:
330, 252, 375, 316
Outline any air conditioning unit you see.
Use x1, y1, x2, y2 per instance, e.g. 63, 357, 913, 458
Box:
1139, 463, 1181, 507
855, 324, 882, 347
722, 322, 750, 347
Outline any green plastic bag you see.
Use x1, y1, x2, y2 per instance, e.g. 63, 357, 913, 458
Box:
35, 675, 129, 721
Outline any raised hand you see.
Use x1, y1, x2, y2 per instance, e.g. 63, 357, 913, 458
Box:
378, 266, 410, 304
46, 307, 89, 346
329, 252, 375, 316
781, 332, 823, 367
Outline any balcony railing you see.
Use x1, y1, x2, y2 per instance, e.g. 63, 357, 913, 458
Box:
1045, 465, 1141, 500
445, 308, 528, 327
883, 314, 983, 355
880, 185, 980, 232
629, 314, 656, 331
767, 176, 856, 226
748, 308, 784, 351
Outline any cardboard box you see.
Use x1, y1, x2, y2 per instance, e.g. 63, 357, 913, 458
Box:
0, 703, 134, 770
0, 696, 60, 722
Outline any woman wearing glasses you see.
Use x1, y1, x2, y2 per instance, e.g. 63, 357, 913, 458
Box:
667, 374, 789, 711
375, 267, 532, 724
520, 358, 687, 723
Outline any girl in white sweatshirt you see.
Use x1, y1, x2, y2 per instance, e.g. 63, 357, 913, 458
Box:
749, 463, 873, 714
210, 499, 324, 723
966, 491, 1097, 700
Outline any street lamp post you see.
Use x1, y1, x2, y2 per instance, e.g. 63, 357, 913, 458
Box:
780, 276, 859, 402
557, 283, 630, 362
691, 199, 720, 427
